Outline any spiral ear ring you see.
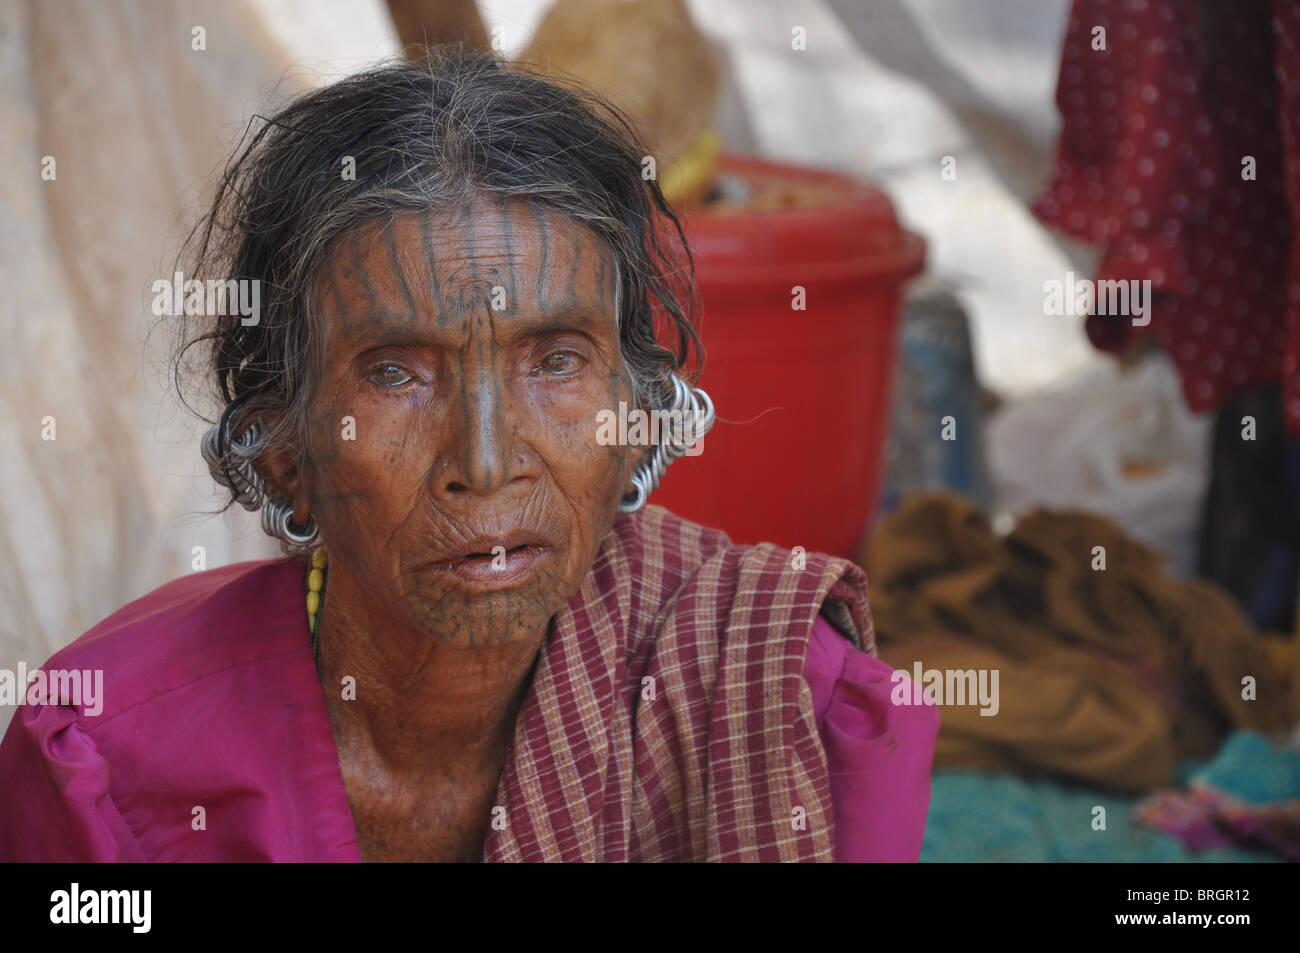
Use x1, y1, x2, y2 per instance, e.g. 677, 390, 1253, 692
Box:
619, 374, 716, 514
201, 417, 320, 551
261, 495, 319, 548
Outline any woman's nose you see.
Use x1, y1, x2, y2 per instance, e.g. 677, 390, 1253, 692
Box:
433, 365, 528, 499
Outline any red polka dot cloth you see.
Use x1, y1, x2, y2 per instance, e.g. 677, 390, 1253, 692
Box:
1034, 0, 1300, 434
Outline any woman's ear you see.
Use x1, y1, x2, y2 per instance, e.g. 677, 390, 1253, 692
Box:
625, 442, 651, 494
254, 418, 312, 525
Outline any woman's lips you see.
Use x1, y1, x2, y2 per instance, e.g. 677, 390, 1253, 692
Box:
425, 537, 553, 588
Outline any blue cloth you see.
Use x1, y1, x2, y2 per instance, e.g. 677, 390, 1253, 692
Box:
1189, 730, 1300, 805
920, 736, 1289, 862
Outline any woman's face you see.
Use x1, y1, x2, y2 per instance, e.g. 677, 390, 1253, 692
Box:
296, 197, 638, 648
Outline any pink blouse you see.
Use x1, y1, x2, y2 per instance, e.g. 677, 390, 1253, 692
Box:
0, 558, 937, 861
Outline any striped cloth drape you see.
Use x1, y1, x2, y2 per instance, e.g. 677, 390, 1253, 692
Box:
484, 504, 874, 861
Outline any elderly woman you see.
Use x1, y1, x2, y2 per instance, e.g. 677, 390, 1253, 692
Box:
0, 47, 936, 862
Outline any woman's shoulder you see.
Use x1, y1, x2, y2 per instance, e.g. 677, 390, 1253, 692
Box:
39, 556, 308, 723
611, 505, 873, 652
0, 556, 356, 861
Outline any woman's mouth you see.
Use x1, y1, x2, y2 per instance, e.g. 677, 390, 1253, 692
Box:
425, 535, 553, 588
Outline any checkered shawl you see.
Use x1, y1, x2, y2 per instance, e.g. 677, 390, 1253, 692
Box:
483, 504, 875, 862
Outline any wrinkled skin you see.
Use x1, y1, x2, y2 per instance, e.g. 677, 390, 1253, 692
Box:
259, 197, 645, 860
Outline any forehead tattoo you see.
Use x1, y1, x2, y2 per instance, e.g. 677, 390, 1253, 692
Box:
334, 201, 620, 334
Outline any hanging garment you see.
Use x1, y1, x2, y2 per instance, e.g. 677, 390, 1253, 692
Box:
1035, 0, 1300, 433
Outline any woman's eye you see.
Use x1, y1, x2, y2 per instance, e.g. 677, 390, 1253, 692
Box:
368, 362, 412, 387
539, 351, 585, 375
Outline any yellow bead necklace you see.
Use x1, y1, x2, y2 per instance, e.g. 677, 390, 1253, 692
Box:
306, 547, 328, 663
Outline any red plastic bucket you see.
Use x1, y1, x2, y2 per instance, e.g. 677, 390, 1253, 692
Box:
653, 154, 925, 558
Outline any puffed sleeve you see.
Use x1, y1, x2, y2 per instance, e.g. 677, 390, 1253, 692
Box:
804, 614, 940, 862
0, 703, 146, 861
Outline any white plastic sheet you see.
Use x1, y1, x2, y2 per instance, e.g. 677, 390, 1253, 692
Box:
987, 353, 1215, 577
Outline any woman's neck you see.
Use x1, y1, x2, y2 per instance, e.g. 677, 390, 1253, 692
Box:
314, 562, 548, 771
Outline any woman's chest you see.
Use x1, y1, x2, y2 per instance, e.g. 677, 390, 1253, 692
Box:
339, 752, 505, 862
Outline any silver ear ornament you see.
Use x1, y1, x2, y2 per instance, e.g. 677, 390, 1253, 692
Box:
619, 374, 716, 514
201, 417, 319, 551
